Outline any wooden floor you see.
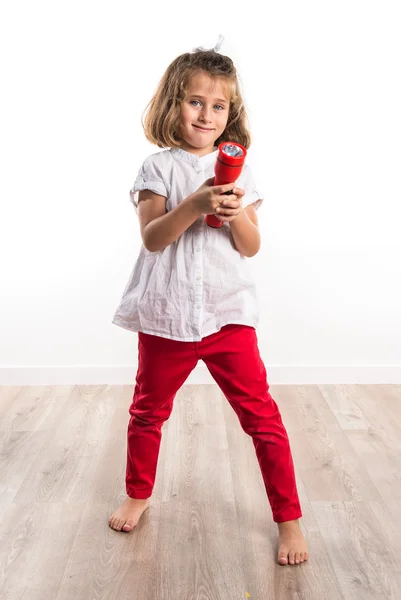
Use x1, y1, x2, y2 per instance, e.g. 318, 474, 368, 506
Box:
0, 383, 400, 599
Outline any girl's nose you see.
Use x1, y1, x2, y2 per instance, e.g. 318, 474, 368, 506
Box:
200, 107, 212, 122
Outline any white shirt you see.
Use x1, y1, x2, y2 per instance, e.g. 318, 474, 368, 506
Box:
112, 147, 264, 342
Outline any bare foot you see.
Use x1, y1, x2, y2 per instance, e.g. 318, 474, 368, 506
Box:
109, 497, 150, 532
277, 519, 309, 565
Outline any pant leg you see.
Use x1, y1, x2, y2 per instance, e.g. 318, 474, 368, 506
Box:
126, 332, 198, 498
200, 325, 302, 523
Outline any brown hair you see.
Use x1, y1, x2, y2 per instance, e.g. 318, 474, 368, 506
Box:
142, 49, 251, 149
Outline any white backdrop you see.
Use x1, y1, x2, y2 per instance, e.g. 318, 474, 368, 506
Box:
1, 1, 400, 385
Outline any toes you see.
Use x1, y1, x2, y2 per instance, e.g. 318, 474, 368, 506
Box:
116, 520, 124, 531
111, 518, 123, 531
122, 519, 135, 532
278, 545, 309, 566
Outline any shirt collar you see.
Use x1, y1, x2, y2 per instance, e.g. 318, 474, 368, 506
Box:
170, 147, 218, 170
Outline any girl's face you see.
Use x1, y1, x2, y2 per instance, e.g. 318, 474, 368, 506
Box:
179, 71, 231, 156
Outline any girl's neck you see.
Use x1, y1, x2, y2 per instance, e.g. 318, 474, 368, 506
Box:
177, 143, 217, 157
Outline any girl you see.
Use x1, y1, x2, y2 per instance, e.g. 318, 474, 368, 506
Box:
110, 38, 309, 567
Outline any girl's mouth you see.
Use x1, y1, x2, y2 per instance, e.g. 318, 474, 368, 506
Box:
192, 125, 213, 132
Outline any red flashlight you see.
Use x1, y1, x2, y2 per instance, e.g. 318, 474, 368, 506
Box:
206, 141, 247, 228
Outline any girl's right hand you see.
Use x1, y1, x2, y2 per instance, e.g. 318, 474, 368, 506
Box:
189, 177, 238, 216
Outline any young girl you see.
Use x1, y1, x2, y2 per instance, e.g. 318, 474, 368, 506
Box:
110, 38, 309, 567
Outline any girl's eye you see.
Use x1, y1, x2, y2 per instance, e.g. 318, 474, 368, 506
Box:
189, 100, 225, 111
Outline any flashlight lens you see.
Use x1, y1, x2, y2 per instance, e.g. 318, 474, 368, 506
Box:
221, 144, 244, 157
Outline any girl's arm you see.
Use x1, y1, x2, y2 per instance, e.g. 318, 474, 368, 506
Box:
229, 204, 261, 257
138, 190, 201, 252
138, 179, 237, 252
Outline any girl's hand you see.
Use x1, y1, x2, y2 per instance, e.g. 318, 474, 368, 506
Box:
190, 177, 239, 217
214, 186, 245, 222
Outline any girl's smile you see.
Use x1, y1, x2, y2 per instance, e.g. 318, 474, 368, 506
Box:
192, 124, 214, 132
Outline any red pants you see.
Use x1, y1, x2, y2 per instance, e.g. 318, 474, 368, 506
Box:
126, 324, 302, 523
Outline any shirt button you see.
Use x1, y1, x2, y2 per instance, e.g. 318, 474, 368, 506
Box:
196, 276, 201, 281
196, 305, 201, 309
196, 248, 201, 252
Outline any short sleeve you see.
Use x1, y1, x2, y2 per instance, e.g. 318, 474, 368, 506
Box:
240, 163, 264, 211
129, 154, 168, 213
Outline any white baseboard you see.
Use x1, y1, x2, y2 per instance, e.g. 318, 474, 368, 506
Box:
0, 364, 400, 386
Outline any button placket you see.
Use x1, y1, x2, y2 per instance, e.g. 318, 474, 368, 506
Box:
191, 159, 210, 334
194, 244, 203, 316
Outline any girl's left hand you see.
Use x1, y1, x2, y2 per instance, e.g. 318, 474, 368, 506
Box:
214, 187, 245, 222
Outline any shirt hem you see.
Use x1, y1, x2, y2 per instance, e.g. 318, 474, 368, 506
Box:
112, 318, 258, 342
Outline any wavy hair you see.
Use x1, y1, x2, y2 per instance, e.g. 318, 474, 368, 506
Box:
142, 49, 251, 149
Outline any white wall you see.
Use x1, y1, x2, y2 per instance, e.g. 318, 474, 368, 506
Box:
1, 1, 400, 385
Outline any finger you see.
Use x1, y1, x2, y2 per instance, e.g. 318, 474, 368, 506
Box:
217, 194, 241, 208
216, 207, 241, 216
219, 197, 240, 208
233, 187, 245, 197
216, 182, 236, 195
